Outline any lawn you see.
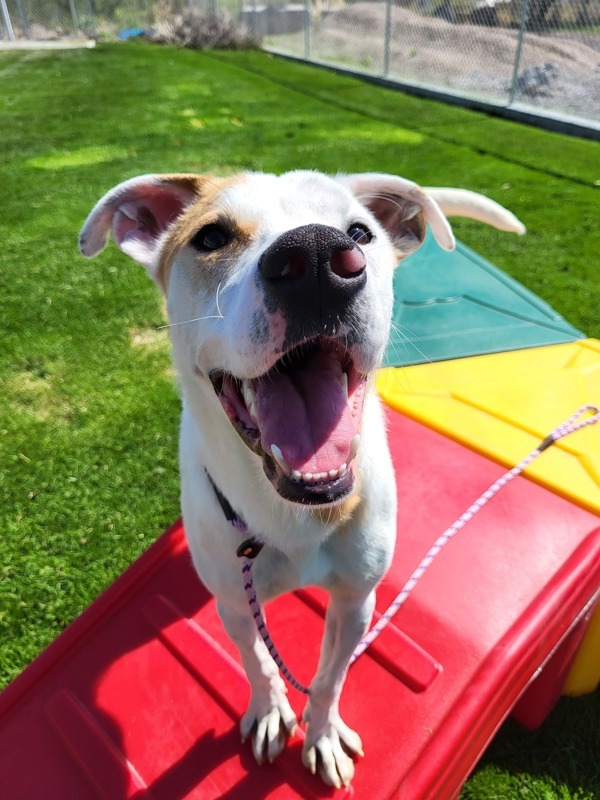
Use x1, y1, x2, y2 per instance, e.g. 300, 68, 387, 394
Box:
0, 41, 598, 799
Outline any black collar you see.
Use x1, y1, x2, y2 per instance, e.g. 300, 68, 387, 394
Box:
205, 468, 238, 523
205, 469, 264, 559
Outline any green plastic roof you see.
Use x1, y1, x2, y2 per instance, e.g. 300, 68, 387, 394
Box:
384, 233, 584, 367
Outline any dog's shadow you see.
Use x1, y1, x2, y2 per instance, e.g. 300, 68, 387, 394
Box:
126, 727, 319, 800
60, 539, 331, 800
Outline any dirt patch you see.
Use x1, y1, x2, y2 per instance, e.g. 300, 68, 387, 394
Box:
129, 326, 170, 353
7, 371, 73, 424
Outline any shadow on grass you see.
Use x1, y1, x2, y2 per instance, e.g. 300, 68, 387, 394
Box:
464, 691, 600, 798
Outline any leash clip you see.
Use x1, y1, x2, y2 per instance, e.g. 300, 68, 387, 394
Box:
236, 537, 264, 559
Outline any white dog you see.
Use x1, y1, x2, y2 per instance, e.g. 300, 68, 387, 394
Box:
80, 170, 523, 789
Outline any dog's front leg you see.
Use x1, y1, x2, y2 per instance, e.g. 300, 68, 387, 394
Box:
217, 598, 299, 764
302, 590, 376, 788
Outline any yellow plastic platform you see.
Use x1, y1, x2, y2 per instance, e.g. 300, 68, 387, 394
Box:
378, 339, 600, 515
563, 602, 600, 696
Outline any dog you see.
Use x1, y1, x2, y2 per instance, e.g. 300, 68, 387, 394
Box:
80, 170, 524, 789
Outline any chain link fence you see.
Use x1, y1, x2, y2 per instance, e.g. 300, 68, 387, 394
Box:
1, 0, 599, 127
259, 0, 600, 124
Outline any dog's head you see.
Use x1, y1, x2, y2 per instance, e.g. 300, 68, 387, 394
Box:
80, 170, 454, 506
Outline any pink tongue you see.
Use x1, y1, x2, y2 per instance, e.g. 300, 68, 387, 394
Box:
254, 351, 358, 474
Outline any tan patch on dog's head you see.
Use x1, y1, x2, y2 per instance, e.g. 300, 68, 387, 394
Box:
157, 174, 257, 292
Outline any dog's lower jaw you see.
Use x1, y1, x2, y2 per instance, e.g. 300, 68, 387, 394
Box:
263, 452, 356, 506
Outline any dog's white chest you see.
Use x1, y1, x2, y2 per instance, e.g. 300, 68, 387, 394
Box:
297, 548, 335, 588
253, 544, 336, 600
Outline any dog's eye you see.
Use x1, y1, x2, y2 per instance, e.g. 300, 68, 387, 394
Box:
190, 224, 231, 252
347, 224, 373, 245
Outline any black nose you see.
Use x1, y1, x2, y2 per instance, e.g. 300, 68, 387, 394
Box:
258, 224, 366, 330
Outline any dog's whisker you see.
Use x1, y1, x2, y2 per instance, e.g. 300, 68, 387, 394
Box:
355, 191, 413, 215
382, 323, 420, 394
158, 315, 222, 330
386, 322, 415, 360
158, 282, 225, 330
390, 322, 433, 368
215, 280, 224, 319
388, 319, 433, 364
383, 317, 436, 395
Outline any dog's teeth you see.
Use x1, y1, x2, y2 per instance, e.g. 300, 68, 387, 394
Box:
347, 434, 360, 465
291, 467, 349, 484
339, 372, 348, 400
242, 381, 258, 421
242, 379, 256, 409
270, 444, 291, 475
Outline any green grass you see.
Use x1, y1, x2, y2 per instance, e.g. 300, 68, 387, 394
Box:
0, 42, 598, 799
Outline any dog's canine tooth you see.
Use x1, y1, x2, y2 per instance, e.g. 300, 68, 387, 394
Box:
241, 380, 258, 421
338, 463, 347, 476
242, 379, 256, 408
270, 444, 292, 476
339, 372, 348, 400
347, 434, 360, 465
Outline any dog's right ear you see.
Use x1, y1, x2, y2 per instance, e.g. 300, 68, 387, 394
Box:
79, 174, 205, 283
338, 172, 455, 258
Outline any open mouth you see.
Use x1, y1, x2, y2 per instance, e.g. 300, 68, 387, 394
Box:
210, 338, 367, 505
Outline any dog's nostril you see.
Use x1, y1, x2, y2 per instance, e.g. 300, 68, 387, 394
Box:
330, 247, 366, 279
259, 248, 307, 280
280, 251, 306, 279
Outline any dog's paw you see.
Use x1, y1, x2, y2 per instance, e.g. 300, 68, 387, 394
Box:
301, 714, 364, 789
240, 691, 298, 765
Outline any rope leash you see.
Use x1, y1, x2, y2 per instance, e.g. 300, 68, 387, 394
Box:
222, 404, 600, 696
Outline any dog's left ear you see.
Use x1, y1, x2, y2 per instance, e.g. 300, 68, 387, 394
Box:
338, 172, 455, 257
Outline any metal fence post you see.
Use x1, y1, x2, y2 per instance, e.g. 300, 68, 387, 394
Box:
68, 0, 80, 31
383, 0, 392, 77
304, 0, 311, 60
0, 0, 15, 39
509, 0, 531, 106
85, 0, 97, 37
15, 0, 30, 38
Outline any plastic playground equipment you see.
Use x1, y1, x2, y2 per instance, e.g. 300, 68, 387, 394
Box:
1, 236, 598, 799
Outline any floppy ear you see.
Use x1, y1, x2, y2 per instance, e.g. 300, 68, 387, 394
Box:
338, 172, 455, 258
79, 173, 205, 283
